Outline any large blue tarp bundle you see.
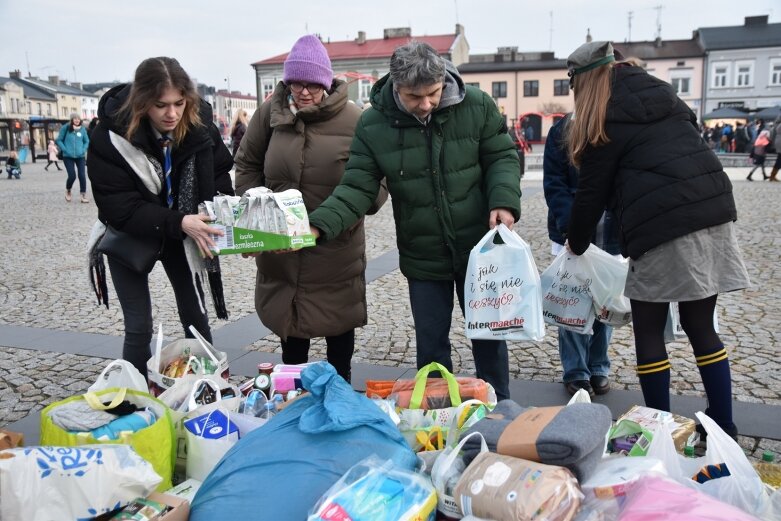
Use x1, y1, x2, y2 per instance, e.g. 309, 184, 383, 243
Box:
189, 362, 417, 520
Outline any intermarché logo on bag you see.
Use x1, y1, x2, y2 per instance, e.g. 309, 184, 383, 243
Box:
467, 316, 526, 332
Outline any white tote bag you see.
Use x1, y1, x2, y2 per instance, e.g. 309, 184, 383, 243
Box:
464, 224, 545, 341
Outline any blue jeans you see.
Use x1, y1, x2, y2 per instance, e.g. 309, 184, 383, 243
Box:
63, 157, 87, 193
408, 277, 510, 400
558, 320, 612, 383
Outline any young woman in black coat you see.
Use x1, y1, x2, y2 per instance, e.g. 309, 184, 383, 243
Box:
88, 57, 234, 379
563, 41, 750, 438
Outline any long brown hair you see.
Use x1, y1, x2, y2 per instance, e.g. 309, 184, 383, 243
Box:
119, 57, 201, 145
565, 63, 614, 168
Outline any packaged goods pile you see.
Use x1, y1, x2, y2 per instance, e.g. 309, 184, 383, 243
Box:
203, 187, 316, 255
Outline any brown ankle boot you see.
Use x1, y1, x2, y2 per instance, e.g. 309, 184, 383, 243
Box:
770, 167, 780, 182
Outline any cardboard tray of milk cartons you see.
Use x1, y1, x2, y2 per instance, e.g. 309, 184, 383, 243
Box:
206, 188, 316, 255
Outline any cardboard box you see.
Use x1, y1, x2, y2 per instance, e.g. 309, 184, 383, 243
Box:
149, 492, 189, 521
165, 478, 202, 503
210, 224, 315, 255
0, 429, 24, 450
617, 405, 696, 452
110, 492, 189, 521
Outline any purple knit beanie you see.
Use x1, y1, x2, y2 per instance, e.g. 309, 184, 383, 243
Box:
283, 35, 333, 89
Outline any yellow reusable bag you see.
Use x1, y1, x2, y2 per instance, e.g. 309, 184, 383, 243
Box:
40, 387, 176, 491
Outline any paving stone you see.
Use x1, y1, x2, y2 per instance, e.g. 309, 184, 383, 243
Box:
0, 162, 778, 447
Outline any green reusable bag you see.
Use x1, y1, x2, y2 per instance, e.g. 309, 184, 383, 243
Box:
39, 387, 176, 491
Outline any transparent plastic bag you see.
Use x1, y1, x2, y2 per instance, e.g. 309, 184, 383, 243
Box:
307, 456, 436, 521
431, 432, 488, 519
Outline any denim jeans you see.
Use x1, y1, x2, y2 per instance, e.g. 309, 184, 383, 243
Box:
558, 320, 612, 383
108, 239, 211, 379
408, 277, 510, 400
63, 157, 87, 193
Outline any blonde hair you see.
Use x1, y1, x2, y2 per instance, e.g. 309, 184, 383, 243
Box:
120, 57, 201, 145
565, 63, 614, 168
231, 109, 248, 133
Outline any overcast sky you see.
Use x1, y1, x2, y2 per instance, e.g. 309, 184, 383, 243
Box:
1, 1, 776, 95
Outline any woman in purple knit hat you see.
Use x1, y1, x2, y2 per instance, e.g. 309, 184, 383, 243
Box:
233, 35, 387, 383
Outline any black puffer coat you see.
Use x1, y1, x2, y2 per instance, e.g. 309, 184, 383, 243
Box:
567, 65, 736, 259
88, 84, 234, 241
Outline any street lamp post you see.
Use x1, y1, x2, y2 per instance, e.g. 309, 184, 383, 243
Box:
224, 76, 232, 130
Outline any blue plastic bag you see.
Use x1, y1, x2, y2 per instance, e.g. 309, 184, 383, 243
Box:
190, 362, 418, 521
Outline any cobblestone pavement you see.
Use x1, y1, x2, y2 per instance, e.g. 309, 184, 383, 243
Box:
0, 160, 779, 458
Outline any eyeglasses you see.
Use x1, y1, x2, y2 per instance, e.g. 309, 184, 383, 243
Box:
289, 82, 324, 94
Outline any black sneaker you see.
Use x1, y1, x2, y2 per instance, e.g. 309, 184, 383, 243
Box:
565, 380, 594, 397
590, 375, 610, 395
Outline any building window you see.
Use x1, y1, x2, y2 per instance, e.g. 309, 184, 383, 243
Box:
47, 105, 52, 116
37, 103, 42, 115
465, 82, 480, 89
734, 61, 753, 87
553, 79, 568, 96
491, 81, 507, 98
62, 107, 67, 116
358, 79, 373, 101
712, 63, 729, 88
261, 78, 275, 100
771, 60, 781, 86
671, 76, 691, 96
523, 80, 539, 97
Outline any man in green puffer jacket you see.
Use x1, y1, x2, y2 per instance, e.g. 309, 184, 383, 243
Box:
308, 41, 521, 399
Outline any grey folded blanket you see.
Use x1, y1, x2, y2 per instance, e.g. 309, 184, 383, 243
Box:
461, 400, 612, 482
49, 400, 116, 432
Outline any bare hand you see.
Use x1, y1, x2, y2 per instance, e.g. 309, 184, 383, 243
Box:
488, 208, 515, 230
241, 252, 261, 258
181, 214, 223, 258
309, 225, 320, 239
564, 240, 577, 255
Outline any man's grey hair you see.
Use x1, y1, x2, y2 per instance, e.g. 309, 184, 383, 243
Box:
389, 41, 446, 89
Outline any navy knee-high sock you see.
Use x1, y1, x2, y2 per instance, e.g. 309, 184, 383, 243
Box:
696, 345, 734, 428
637, 356, 671, 412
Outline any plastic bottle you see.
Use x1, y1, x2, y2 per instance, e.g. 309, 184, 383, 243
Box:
684, 445, 695, 458
259, 401, 276, 420
753, 451, 781, 488
239, 389, 268, 417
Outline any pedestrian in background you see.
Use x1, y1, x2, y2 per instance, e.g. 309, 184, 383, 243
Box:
307, 41, 521, 400
5, 150, 21, 179
747, 129, 771, 181
234, 35, 387, 383
768, 116, 781, 182
87, 57, 234, 379
564, 41, 750, 438
45, 140, 62, 171
229, 109, 248, 157
543, 113, 620, 397
56, 113, 90, 202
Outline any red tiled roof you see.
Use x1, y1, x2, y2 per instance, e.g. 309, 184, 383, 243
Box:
253, 34, 457, 65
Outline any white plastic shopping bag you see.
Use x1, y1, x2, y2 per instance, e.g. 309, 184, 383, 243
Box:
540, 249, 596, 334
0, 445, 161, 521
88, 359, 149, 394
464, 224, 545, 341
184, 408, 240, 481
583, 246, 632, 327
158, 374, 241, 484
431, 432, 488, 518
664, 302, 720, 343
147, 324, 230, 396
646, 411, 770, 517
